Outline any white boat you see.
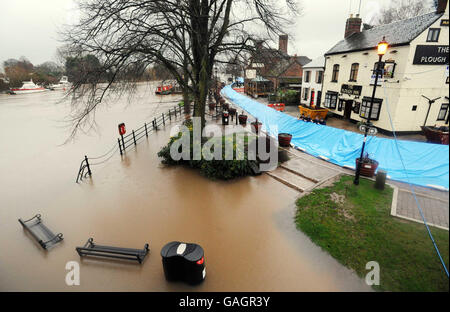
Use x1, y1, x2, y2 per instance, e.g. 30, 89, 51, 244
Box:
49, 76, 71, 90
10, 79, 46, 94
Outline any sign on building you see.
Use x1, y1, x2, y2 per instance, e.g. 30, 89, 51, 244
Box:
413, 45, 449, 65
370, 74, 383, 86
245, 69, 257, 79
341, 84, 362, 96
252, 63, 264, 68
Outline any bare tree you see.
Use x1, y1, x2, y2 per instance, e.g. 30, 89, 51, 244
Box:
61, 0, 301, 138
372, 0, 434, 25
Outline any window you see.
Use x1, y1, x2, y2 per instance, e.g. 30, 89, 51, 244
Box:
427, 28, 440, 42
338, 99, 344, 111
331, 64, 339, 82
437, 104, 448, 121
324, 92, 338, 109
412, 105, 417, 111
349, 63, 359, 81
360, 97, 382, 120
316, 71, 323, 84
305, 71, 311, 83
303, 88, 309, 101
353, 102, 360, 114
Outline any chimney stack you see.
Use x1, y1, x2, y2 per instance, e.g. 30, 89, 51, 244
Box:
436, 0, 448, 13
344, 14, 362, 39
279, 35, 288, 54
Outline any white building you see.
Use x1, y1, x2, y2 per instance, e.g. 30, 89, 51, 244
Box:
321, 0, 449, 133
300, 56, 325, 107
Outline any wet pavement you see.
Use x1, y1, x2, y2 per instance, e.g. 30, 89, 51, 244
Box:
229, 94, 449, 231
282, 104, 427, 143
0, 84, 371, 291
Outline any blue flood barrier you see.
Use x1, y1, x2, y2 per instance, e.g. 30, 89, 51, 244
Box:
221, 85, 449, 190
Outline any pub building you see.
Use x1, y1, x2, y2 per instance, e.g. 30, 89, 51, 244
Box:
321, 0, 449, 133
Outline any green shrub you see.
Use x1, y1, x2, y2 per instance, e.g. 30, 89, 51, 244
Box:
157, 126, 259, 180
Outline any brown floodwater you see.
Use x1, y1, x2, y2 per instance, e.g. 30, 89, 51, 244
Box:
0, 82, 371, 291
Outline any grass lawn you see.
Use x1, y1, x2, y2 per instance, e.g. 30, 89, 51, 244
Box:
295, 175, 449, 292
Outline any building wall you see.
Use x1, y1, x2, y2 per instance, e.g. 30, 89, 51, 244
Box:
268, 61, 304, 91
300, 67, 323, 106
322, 9, 449, 132
397, 8, 449, 130
283, 61, 304, 78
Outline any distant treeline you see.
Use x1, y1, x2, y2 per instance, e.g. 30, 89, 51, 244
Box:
0, 55, 173, 91
0, 57, 64, 90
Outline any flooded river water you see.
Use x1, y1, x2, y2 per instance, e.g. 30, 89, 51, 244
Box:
0, 82, 370, 291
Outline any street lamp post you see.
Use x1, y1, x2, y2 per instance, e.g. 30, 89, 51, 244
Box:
215, 68, 218, 99
354, 37, 388, 186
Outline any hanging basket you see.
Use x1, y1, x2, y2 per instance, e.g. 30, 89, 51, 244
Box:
238, 114, 248, 125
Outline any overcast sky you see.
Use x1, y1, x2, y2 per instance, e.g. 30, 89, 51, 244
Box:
0, 0, 435, 69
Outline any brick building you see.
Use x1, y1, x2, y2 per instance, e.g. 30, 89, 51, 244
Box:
245, 35, 311, 96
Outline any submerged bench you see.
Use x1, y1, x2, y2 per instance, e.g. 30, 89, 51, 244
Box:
76, 238, 149, 264
18, 214, 63, 250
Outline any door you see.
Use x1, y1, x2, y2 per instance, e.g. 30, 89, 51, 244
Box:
344, 100, 353, 119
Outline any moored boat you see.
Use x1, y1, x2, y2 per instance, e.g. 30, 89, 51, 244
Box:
49, 76, 71, 90
155, 84, 173, 95
10, 79, 46, 94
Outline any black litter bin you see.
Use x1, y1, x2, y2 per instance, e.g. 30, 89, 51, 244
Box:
161, 241, 206, 285
222, 111, 229, 125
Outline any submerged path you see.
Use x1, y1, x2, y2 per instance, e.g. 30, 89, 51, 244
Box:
221, 86, 449, 190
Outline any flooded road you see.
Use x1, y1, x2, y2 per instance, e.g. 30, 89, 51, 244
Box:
0, 83, 371, 291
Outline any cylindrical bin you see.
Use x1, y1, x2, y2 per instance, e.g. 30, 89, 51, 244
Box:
375, 169, 387, 190
222, 111, 229, 125
278, 133, 292, 147
161, 241, 206, 285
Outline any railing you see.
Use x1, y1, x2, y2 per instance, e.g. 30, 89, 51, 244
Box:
118, 105, 184, 154
76, 104, 187, 183
76, 156, 92, 183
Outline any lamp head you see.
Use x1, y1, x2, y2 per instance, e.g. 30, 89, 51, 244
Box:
377, 36, 388, 56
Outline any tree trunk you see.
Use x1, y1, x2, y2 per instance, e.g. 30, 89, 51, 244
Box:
183, 59, 190, 115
